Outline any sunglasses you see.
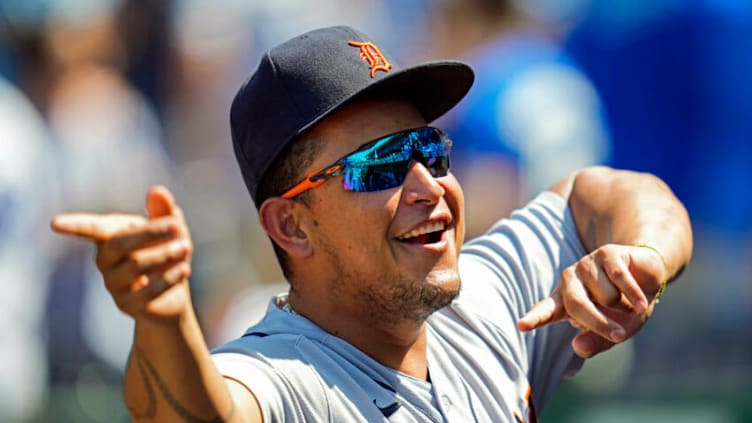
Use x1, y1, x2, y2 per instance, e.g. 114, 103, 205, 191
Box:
282, 126, 452, 199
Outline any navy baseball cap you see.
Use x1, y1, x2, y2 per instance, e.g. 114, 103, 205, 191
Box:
230, 25, 474, 208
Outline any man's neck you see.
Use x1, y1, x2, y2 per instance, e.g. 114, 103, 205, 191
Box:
343, 320, 430, 380
286, 295, 430, 380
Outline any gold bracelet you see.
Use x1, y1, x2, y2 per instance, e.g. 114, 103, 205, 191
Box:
637, 243, 669, 303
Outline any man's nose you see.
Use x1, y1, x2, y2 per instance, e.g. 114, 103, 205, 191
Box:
401, 160, 445, 205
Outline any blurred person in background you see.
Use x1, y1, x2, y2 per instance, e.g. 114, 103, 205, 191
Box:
159, 0, 266, 347
0, 75, 59, 423
568, 0, 752, 326
0, 1, 172, 421
426, 0, 611, 238
563, 0, 752, 408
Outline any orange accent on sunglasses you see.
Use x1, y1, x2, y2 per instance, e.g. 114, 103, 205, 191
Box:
281, 163, 343, 199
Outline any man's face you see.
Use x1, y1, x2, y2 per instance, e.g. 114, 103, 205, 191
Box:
298, 98, 465, 324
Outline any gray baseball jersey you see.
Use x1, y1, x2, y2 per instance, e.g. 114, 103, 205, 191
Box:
212, 191, 585, 422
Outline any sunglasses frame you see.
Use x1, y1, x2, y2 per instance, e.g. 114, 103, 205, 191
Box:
281, 126, 451, 199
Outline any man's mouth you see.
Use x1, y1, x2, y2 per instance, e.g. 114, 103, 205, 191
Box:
396, 221, 446, 245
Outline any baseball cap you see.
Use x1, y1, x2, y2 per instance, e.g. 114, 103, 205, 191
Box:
230, 25, 474, 208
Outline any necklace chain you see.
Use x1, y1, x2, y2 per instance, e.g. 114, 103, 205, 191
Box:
282, 302, 297, 315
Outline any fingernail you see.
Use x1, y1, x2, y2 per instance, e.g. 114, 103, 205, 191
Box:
167, 222, 180, 235
160, 221, 175, 234
165, 263, 186, 281
572, 337, 593, 358
573, 345, 589, 359
610, 328, 626, 342
177, 262, 190, 279
51, 215, 70, 228
134, 275, 149, 289
164, 267, 179, 281
635, 299, 647, 312
169, 241, 187, 255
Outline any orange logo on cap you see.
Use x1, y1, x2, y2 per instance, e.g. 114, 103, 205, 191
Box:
348, 41, 392, 78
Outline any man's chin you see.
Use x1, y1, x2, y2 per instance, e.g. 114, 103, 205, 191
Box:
425, 267, 461, 292
420, 268, 461, 313
411, 283, 458, 322
364, 268, 460, 324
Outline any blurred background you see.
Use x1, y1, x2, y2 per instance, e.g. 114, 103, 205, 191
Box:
1, 0, 750, 421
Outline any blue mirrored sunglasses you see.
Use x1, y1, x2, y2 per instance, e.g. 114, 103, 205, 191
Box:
282, 126, 452, 198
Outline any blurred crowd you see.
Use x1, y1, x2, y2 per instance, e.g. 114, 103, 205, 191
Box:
1, 0, 750, 421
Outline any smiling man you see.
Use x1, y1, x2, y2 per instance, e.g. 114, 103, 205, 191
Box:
52, 26, 692, 422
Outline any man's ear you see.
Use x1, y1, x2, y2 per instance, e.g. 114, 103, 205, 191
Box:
258, 198, 313, 258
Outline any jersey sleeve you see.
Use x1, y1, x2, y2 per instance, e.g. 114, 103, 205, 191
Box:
213, 352, 282, 423
456, 191, 587, 409
212, 341, 330, 423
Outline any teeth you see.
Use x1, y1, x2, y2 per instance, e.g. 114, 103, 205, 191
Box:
397, 221, 446, 240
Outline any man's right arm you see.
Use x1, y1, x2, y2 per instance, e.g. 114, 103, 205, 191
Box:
51, 186, 262, 423
123, 310, 262, 422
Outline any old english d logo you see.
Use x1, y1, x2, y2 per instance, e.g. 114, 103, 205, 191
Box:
348, 41, 392, 78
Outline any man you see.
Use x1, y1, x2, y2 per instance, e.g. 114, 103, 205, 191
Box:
52, 26, 692, 422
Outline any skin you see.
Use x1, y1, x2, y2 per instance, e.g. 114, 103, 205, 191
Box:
50, 98, 692, 422
538, 167, 693, 355
52, 188, 252, 422
259, 98, 464, 378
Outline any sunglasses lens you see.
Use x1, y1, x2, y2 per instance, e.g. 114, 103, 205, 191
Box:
424, 155, 450, 178
343, 162, 409, 191
342, 127, 451, 192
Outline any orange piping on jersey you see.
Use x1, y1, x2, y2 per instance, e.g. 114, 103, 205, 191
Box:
527, 385, 538, 423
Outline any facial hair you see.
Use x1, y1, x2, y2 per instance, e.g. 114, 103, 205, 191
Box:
362, 268, 460, 324
319, 239, 460, 325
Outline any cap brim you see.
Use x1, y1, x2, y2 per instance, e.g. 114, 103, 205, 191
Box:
293, 60, 474, 138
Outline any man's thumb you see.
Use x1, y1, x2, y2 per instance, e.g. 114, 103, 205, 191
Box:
146, 185, 177, 219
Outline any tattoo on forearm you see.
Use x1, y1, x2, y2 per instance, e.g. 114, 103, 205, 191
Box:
130, 350, 157, 419
133, 347, 235, 423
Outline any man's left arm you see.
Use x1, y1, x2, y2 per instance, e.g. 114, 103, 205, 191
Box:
518, 166, 693, 358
